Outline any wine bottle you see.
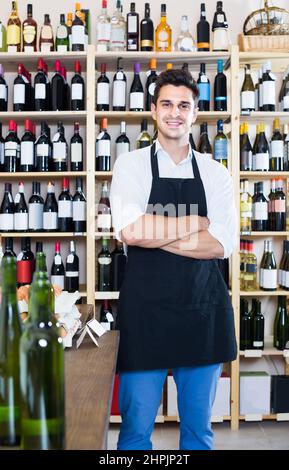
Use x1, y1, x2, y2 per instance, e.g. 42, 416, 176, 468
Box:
262, 61, 275, 112
73, 177, 86, 233
60, 66, 70, 111
65, 240, 79, 292
20, 119, 35, 172
66, 12, 73, 50
0, 183, 14, 232
110, 0, 126, 51
189, 131, 196, 150
111, 240, 126, 291
283, 67, 289, 112
240, 298, 252, 350
4, 237, 16, 258
51, 60, 65, 111
268, 178, 276, 231
258, 68, 263, 111
260, 240, 277, 291
0, 123, 4, 172
58, 178, 73, 232
145, 59, 158, 111
4, 120, 20, 173
43, 182, 58, 232
96, 63, 110, 111
140, 3, 154, 51
274, 178, 286, 232
241, 64, 255, 113
35, 122, 50, 172
116, 121, 130, 158
0, 20, 7, 52
243, 240, 257, 291
34, 59, 48, 112
197, 63, 210, 111
240, 180, 252, 233
39, 14, 54, 52
214, 60, 227, 111
22, 4, 37, 52
17, 237, 34, 287
20, 252, 65, 450
71, 3, 85, 51
0, 64, 8, 111
213, 119, 227, 167
97, 237, 112, 291
255, 123, 269, 171
96, 118, 111, 171
137, 119, 152, 149
198, 122, 212, 157
52, 122, 68, 171
112, 58, 127, 112
239, 239, 247, 290
96, 0, 111, 52
284, 126, 289, 172
197, 3, 210, 52
212, 1, 230, 52
71, 60, 85, 111
273, 296, 288, 350
70, 122, 83, 171
100, 300, 115, 331
130, 63, 144, 111
13, 64, 27, 112
28, 182, 44, 232
270, 118, 284, 171
0, 256, 21, 446
14, 181, 28, 232
51, 242, 65, 289
279, 240, 288, 288
56, 14, 69, 52
240, 122, 252, 171
174, 15, 196, 52
252, 299, 264, 350
97, 181, 111, 232
126, 2, 139, 51
155, 4, 172, 52
7, 1, 21, 53
252, 182, 268, 231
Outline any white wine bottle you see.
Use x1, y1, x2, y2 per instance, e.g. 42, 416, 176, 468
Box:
241, 64, 255, 113
260, 240, 277, 291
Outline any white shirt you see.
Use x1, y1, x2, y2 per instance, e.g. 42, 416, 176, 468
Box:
110, 139, 237, 259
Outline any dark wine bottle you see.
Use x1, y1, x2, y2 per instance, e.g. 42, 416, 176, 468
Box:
34, 58, 48, 111
43, 182, 58, 232
252, 299, 264, 350
13, 63, 26, 112
4, 120, 20, 173
197, 63, 210, 111
274, 178, 286, 232
52, 122, 68, 172
96, 63, 110, 111
70, 122, 83, 171
111, 240, 126, 291
140, 3, 154, 51
127, 2, 139, 51
112, 58, 127, 111
116, 121, 130, 158
262, 61, 275, 112
56, 14, 69, 52
71, 60, 85, 111
65, 240, 79, 292
51, 241, 65, 289
73, 177, 86, 233
145, 58, 158, 111
240, 298, 252, 350
214, 60, 227, 111
60, 66, 70, 111
97, 237, 112, 291
0, 64, 8, 111
96, 118, 111, 171
100, 299, 115, 331
28, 181, 44, 232
51, 60, 65, 111
0, 182, 14, 232
35, 121, 50, 172
0, 122, 4, 172
17, 237, 34, 287
58, 177, 73, 232
197, 122, 212, 156
4, 237, 16, 258
14, 181, 28, 232
252, 182, 268, 231
20, 119, 35, 172
129, 63, 144, 111
197, 3, 210, 51
273, 296, 288, 350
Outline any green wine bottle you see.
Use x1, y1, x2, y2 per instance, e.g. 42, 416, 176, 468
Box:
240, 298, 252, 350
20, 252, 65, 450
252, 299, 264, 350
55, 14, 69, 52
273, 296, 288, 350
0, 256, 22, 446
0, 20, 7, 52
137, 119, 152, 149
213, 119, 228, 168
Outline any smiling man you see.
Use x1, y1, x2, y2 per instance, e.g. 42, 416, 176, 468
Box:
110, 68, 237, 451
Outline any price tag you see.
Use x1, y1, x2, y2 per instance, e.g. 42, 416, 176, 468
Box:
244, 350, 263, 358
211, 415, 224, 423
245, 414, 262, 422
276, 413, 289, 421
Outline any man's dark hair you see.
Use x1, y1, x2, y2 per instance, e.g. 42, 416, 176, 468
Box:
152, 69, 200, 106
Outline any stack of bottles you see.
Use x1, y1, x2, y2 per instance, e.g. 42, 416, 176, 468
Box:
97, 238, 127, 292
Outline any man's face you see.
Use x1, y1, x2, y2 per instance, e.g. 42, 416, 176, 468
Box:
151, 84, 198, 141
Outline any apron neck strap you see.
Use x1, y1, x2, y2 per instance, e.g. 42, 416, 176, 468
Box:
150, 141, 200, 180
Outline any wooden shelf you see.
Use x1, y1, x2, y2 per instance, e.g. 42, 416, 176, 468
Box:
240, 172, 289, 179
239, 348, 286, 357
95, 172, 113, 179
0, 111, 87, 123
0, 232, 86, 238
240, 112, 289, 121
164, 415, 231, 422
239, 52, 289, 68
0, 171, 87, 179
95, 232, 116, 238
95, 292, 119, 300
244, 232, 289, 237
239, 414, 277, 421
240, 289, 288, 296
0, 51, 87, 71
110, 415, 165, 424
95, 111, 231, 123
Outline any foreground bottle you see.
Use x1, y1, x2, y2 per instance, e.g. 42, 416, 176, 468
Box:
0, 256, 21, 446
20, 252, 65, 450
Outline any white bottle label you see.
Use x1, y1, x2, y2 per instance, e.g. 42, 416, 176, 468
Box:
113, 81, 126, 108
116, 142, 130, 158
53, 142, 67, 161
270, 140, 284, 158
40, 44, 53, 53
35, 83, 46, 100
96, 23, 111, 42
97, 139, 110, 156
28, 203, 43, 230
97, 82, 110, 105
110, 27, 125, 48
73, 200, 86, 221
262, 81, 275, 106
57, 44, 68, 52
0, 84, 7, 101
253, 341, 263, 347
59, 200, 72, 218
262, 269, 277, 289
43, 211, 58, 230
72, 83, 83, 100
72, 25, 85, 45
0, 213, 14, 230
253, 201, 268, 221
97, 213, 112, 230
283, 96, 289, 109
255, 152, 269, 171
0, 142, 4, 165
7, 46, 17, 53
241, 90, 255, 110
21, 141, 34, 165
14, 212, 28, 231
130, 92, 144, 110
66, 271, 79, 278
14, 84, 25, 104
98, 257, 112, 265
36, 143, 49, 157
128, 16, 137, 33
71, 142, 82, 163
51, 275, 64, 290
285, 271, 289, 289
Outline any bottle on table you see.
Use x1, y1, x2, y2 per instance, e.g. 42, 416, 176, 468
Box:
96, 118, 111, 171
241, 64, 255, 113
14, 181, 28, 232
73, 177, 86, 233
212, 1, 230, 52
197, 63, 210, 112
28, 181, 44, 232
273, 296, 288, 350
100, 300, 115, 331
97, 181, 112, 232
252, 182, 268, 231
240, 298, 252, 350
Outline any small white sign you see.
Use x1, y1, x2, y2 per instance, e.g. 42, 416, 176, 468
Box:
245, 414, 263, 422
76, 319, 106, 349
244, 349, 263, 358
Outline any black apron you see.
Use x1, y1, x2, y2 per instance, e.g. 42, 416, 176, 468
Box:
116, 143, 237, 372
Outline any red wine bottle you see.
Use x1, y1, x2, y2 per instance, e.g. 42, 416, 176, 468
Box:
52, 122, 68, 171
71, 60, 85, 111
126, 2, 139, 51
96, 118, 111, 171
96, 63, 110, 111
14, 181, 28, 232
60, 66, 70, 111
58, 177, 73, 232
100, 300, 115, 330
145, 59, 158, 111
51, 60, 65, 111
28, 181, 44, 232
65, 240, 79, 292
13, 64, 26, 112
0, 183, 14, 232
214, 60, 227, 111
70, 122, 83, 171
20, 119, 35, 172
0, 122, 5, 172
197, 3, 210, 51
35, 121, 50, 172
73, 177, 86, 233
129, 62, 144, 111
43, 182, 58, 232
0, 64, 8, 112
16, 237, 34, 287
34, 58, 48, 111
4, 120, 20, 173
111, 240, 126, 291
112, 58, 127, 112
51, 241, 65, 290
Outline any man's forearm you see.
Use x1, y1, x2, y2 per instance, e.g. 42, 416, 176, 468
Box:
161, 230, 224, 259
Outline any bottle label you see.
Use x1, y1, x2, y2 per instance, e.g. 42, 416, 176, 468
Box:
14, 212, 28, 231
23, 25, 36, 44
0, 142, 4, 165
96, 23, 111, 42
54, 253, 62, 266
215, 96, 226, 102
116, 142, 130, 158
72, 83, 83, 100
214, 139, 228, 160
113, 81, 126, 107
97, 140, 110, 156
253, 341, 263, 347
274, 199, 286, 213
97, 213, 112, 230
21, 141, 34, 165
17, 260, 33, 284
7, 45, 17, 52
130, 92, 144, 110
71, 142, 82, 162
59, 200, 72, 218
43, 211, 58, 230
262, 268, 277, 289
57, 44, 68, 52
270, 140, 284, 159
36, 143, 49, 157
285, 271, 289, 289
28, 203, 44, 230
262, 81, 275, 106
198, 82, 210, 102
57, 25, 68, 39
51, 275, 64, 290
283, 96, 289, 109
157, 30, 169, 49
98, 257, 112, 265
253, 201, 268, 221
66, 271, 79, 278
110, 27, 125, 48
127, 39, 137, 51
241, 150, 253, 171
35, 83, 46, 100
213, 29, 229, 51
73, 200, 86, 221
241, 90, 255, 110
179, 37, 194, 51
14, 83, 25, 104
53, 142, 67, 162
7, 24, 20, 44
40, 25, 53, 40
148, 82, 156, 97
40, 43, 53, 52
255, 152, 269, 171
0, 84, 7, 101
72, 25, 85, 45
128, 16, 137, 33
140, 39, 154, 48
4, 141, 18, 156
97, 82, 109, 105
23, 46, 34, 53
0, 213, 14, 230
245, 263, 257, 273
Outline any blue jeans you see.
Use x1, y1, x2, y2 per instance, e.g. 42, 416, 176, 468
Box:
117, 363, 223, 450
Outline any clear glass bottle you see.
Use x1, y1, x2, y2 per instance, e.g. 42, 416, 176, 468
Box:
240, 179, 252, 234
96, 0, 111, 52
174, 15, 196, 52
110, 0, 126, 51
243, 240, 257, 291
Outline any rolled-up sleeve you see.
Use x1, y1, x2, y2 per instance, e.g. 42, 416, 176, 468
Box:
206, 165, 238, 259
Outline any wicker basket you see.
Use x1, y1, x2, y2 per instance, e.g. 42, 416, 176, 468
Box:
238, 33, 289, 51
